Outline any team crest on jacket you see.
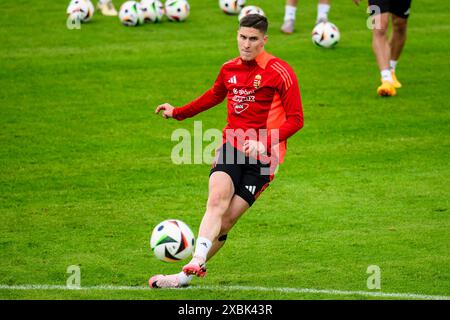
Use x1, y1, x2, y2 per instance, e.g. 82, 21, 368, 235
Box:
253, 74, 262, 89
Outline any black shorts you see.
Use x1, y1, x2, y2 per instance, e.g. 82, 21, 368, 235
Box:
210, 142, 272, 207
368, 0, 412, 19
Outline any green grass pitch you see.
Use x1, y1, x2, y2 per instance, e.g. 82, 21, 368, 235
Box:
0, 0, 449, 299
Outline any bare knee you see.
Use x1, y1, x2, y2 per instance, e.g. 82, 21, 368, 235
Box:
373, 25, 388, 38
372, 12, 389, 37
392, 17, 407, 35
207, 193, 230, 214
207, 172, 234, 215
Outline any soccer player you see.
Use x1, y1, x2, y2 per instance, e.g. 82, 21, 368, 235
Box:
149, 14, 304, 288
354, 0, 412, 96
281, 0, 332, 34
97, 0, 117, 16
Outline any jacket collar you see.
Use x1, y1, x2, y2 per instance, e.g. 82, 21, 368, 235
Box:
238, 51, 273, 69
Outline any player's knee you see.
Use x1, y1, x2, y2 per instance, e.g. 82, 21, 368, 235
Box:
392, 19, 407, 35
207, 193, 230, 213
372, 16, 389, 37
373, 26, 388, 38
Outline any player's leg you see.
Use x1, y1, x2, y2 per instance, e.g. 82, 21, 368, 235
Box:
389, 0, 411, 88
389, 15, 407, 88
182, 171, 235, 277
205, 160, 271, 263
390, 16, 407, 66
97, 0, 118, 16
149, 145, 271, 288
372, 12, 390, 77
281, 0, 299, 34
184, 158, 270, 278
371, 11, 396, 96
316, 0, 331, 24
148, 194, 249, 289
206, 195, 250, 261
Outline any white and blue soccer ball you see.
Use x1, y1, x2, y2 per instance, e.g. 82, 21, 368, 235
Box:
150, 219, 195, 262
238, 5, 265, 21
165, 0, 190, 22
66, 0, 95, 22
312, 21, 340, 48
219, 0, 246, 15
140, 0, 164, 23
119, 1, 145, 26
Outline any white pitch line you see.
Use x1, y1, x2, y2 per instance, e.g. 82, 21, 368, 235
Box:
0, 284, 448, 300
193, 285, 450, 300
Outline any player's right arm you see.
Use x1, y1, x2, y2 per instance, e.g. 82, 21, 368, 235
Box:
155, 103, 175, 119
156, 66, 228, 121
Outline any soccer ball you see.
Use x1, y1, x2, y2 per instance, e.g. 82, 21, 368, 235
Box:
238, 5, 265, 21
219, 0, 246, 15
150, 219, 195, 262
66, 0, 94, 22
140, 0, 164, 23
119, 1, 145, 26
312, 21, 340, 48
165, 0, 190, 22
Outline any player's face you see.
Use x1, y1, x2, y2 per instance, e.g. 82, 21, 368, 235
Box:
237, 27, 268, 61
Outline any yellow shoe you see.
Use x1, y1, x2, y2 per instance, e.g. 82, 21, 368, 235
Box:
97, 1, 118, 16
391, 70, 402, 88
377, 80, 397, 97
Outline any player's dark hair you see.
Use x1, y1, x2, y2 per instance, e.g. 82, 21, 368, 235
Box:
239, 14, 268, 34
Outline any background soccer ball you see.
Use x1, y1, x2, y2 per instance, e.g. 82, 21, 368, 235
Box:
312, 21, 340, 48
119, 1, 145, 26
238, 5, 265, 21
165, 0, 190, 22
140, 0, 164, 23
66, 0, 94, 22
150, 219, 195, 262
219, 0, 246, 15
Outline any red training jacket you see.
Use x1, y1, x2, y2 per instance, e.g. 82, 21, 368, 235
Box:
172, 51, 304, 164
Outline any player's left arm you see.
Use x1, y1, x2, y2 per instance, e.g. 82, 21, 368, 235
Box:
244, 64, 303, 157
267, 62, 304, 149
